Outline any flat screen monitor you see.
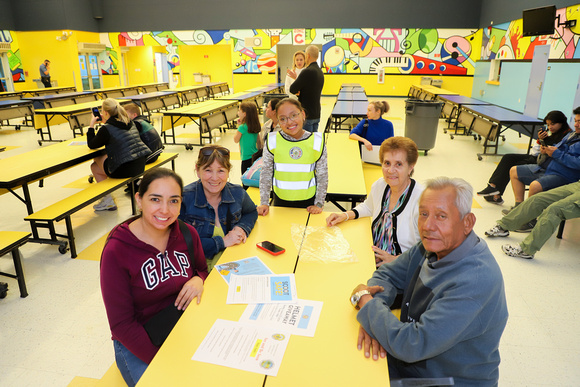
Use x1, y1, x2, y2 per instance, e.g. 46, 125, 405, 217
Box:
523, 5, 556, 37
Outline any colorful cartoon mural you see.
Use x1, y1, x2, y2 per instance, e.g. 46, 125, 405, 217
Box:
0, 30, 25, 82
93, 4, 580, 75
99, 28, 481, 76
481, 4, 580, 60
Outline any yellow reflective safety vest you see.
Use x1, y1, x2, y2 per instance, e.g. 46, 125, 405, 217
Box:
267, 131, 324, 201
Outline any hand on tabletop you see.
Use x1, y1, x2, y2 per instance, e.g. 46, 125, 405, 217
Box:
326, 212, 348, 227
357, 325, 387, 361
257, 204, 269, 216
223, 227, 247, 247
175, 276, 204, 310
307, 205, 323, 214
373, 246, 399, 267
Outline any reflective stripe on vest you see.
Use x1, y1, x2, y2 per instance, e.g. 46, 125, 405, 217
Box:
268, 132, 323, 201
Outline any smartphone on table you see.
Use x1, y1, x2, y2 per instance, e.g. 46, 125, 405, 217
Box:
257, 241, 285, 256
92, 107, 102, 121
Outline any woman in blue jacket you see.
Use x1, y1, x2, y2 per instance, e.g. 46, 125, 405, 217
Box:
180, 145, 258, 271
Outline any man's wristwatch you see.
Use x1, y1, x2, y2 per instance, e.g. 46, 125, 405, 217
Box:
350, 290, 371, 310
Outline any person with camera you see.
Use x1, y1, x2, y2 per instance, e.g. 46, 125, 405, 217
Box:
87, 98, 151, 211
477, 110, 571, 205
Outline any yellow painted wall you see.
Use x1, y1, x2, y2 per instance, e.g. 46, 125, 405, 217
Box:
101, 74, 122, 88
125, 46, 155, 86
322, 74, 473, 96
232, 73, 276, 93
178, 45, 232, 87
14, 30, 79, 91
13, 30, 105, 91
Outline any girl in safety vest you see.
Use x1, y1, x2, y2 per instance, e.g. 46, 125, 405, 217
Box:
257, 98, 328, 216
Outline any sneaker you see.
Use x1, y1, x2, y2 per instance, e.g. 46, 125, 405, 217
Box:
485, 224, 510, 237
93, 195, 117, 211
502, 243, 534, 259
477, 184, 500, 196
484, 195, 504, 205
515, 219, 537, 233
502, 206, 517, 215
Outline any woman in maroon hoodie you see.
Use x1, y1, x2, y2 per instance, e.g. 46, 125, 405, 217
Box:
100, 168, 208, 386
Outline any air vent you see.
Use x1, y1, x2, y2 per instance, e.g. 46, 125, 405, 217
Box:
78, 42, 107, 53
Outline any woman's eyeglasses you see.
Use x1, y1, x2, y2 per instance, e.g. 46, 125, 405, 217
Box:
200, 146, 230, 157
278, 112, 302, 125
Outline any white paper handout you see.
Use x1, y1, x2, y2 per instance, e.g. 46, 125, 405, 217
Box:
226, 274, 297, 304
240, 299, 323, 337
192, 319, 290, 376
215, 256, 273, 284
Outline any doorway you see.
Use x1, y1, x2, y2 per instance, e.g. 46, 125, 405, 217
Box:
78, 54, 102, 90
0, 52, 13, 92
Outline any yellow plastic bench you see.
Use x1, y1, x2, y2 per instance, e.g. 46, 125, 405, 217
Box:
0, 231, 31, 298
24, 153, 178, 258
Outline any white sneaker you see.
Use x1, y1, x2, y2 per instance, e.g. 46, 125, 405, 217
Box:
94, 195, 117, 211
502, 243, 534, 259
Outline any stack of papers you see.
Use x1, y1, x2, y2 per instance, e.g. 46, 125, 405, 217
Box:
191, 256, 323, 376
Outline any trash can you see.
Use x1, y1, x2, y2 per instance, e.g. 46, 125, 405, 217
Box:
404, 99, 443, 155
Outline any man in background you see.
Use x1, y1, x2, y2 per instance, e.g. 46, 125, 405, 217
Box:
288, 45, 324, 132
39, 60, 51, 88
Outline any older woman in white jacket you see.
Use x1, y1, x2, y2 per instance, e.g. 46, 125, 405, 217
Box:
327, 137, 423, 267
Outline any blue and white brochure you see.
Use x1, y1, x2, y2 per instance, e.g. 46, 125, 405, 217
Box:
215, 256, 273, 284
240, 299, 323, 337
226, 274, 297, 304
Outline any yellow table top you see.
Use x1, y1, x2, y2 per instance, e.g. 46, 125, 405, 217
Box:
19, 86, 76, 95
326, 133, 367, 197
138, 207, 309, 386
171, 85, 208, 92
0, 231, 31, 252
0, 136, 103, 187
163, 100, 237, 117
34, 99, 130, 115
413, 84, 459, 96
268, 213, 390, 386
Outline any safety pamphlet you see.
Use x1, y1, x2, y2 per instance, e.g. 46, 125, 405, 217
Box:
192, 319, 290, 376
239, 299, 323, 337
226, 274, 297, 304
215, 256, 273, 284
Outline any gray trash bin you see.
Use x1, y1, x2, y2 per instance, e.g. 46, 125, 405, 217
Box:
404, 99, 443, 155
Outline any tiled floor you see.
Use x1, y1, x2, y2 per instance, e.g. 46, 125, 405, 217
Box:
1, 96, 579, 386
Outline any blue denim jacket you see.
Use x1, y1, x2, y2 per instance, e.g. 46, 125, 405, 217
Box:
179, 180, 258, 260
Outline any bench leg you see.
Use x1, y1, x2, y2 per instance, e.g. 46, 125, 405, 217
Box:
11, 248, 28, 298
557, 220, 565, 239
65, 216, 77, 258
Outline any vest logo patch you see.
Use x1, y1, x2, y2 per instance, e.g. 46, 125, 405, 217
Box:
289, 146, 303, 160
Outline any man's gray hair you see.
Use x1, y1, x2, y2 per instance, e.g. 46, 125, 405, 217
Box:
306, 45, 319, 61
423, 176, 473, 218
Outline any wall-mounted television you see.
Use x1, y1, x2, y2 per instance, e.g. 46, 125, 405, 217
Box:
523, 5, 556, 37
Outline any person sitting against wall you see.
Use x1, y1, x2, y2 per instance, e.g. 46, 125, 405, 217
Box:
326, 137, 423, 267
179, 145, 258, 272
87, 98, 151, 211
100, 168, 208, 387
505, 107, 580, 230
349, 101, 394, 151
257, 98, 328, 215
285, 51, 306, 99
477, 110, 571, 205
124, 103, 164, 164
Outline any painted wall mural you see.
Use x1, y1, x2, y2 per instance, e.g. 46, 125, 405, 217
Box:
99, 28, 481, 76
481, 4, 580, 60
0, 30, 25, 82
